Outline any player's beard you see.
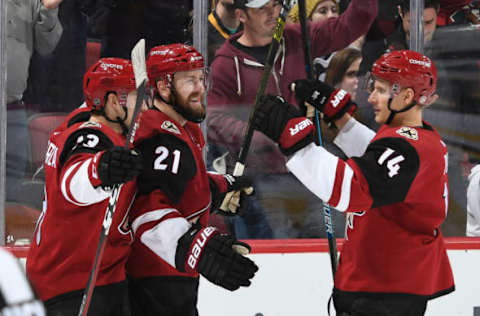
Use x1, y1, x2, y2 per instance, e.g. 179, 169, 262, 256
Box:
173, 91, 206, 123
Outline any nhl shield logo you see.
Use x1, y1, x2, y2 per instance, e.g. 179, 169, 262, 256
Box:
161, 120, 181, 135
396, 127, 418, 140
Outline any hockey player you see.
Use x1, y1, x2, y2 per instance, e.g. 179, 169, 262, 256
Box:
0, 248, 45, 315
26, 58, 144, 315
127, 44, 258, 316
252, 50, 455, 316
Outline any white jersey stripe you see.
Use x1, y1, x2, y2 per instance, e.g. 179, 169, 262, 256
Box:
286, 143, 338, 204
334, 117, 375, 158
334, 163, 354, 212
132, 210, 191, 268
61, 158, 109, 206
131, 208, 180, 234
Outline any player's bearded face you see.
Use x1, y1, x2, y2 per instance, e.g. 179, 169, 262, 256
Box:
172, 69, 206, 122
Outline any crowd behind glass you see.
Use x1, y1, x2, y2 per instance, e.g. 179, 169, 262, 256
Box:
4, 0, 480, 245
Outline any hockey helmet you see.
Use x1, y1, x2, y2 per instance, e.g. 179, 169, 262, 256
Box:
369, 50, 437, 105
83, 58, 136, 111
147, 43, 207, 90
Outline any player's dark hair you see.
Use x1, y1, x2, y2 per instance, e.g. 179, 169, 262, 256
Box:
400, 0, 440, 15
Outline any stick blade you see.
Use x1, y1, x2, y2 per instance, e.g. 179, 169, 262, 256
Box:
131, 39, 148, 88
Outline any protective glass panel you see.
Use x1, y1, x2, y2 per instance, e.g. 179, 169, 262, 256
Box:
3, 0, 479, 246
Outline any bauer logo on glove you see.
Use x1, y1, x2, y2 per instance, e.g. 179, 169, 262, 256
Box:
290, 79, 356, 123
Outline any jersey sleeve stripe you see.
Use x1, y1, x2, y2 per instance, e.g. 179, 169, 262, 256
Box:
328, 161, 345, 207
61, 161, 88, 206
333, 117, 375, 158
131, 208, 181, 234
334, 162, 354, 212
286, 143, 338, 204
140, 216, 191, 268
185, 201, 211, 221
62, 158, 110, 206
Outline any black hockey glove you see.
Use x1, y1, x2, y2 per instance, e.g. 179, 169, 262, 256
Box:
91, 146, 143, 187
253, 95, 314, 156
208, 173, 254, 215
291, 79, 357, 123
176, 224, 258, 291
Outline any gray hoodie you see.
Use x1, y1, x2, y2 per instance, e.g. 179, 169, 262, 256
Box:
7, 0, 63, 103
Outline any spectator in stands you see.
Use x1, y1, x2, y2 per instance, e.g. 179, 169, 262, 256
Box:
360, 0, 441, 75
24, 0, 87, 112
6, 0, 63, 203
289, 0, 340, 80
207, 0, 377, 238
325, 48, 362, 102
320, 48, 362, 156
208, 0, 242, 64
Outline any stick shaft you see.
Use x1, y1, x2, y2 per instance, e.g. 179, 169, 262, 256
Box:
298, 0, 338, 278
78, 78, 147, 316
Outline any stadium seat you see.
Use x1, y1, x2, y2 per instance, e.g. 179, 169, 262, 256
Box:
27, 112, 68, 173
86, 40, 101, 70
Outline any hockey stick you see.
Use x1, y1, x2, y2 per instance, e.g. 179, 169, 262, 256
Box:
219, 0, 294, 213
78, 39, 148, 316
297, 0, 338, 279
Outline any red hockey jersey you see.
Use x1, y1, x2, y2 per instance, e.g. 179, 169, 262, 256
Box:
27, 120, 136, 301
127, 109, 211, 279
287, 122, 454, 298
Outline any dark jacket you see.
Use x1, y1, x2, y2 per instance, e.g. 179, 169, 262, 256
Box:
207, 0, 378, 173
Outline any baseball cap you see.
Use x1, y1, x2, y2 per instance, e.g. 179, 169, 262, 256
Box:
234, 0, 271, 9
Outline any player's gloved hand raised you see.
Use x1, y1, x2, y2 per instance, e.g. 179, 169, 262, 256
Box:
176, 224, 258, 291
208, 173, 254, 215
290, 79, 357, 123
253, 94, 314, 156
91, 146, 143, 187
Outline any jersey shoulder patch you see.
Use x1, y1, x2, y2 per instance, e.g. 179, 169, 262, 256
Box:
135, 132, 197, 204
59, 127, 113, 166
396, 127, 419, 140
161, 120, 181, 135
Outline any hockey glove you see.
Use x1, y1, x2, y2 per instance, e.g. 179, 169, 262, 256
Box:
253, 95, 314, 156
208, 173, 254, 215
291, 79, 357, 123
90, 146, 143, 187
176, 224, 259, 291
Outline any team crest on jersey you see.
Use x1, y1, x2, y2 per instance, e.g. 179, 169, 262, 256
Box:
79, 121, 102, 129
396, 127, 418, 140
161, 120, 181, 135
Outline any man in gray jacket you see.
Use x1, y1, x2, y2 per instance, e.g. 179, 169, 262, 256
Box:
6, 0, 63, 202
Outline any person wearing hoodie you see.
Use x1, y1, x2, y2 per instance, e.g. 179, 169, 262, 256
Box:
206, 0, 377, 239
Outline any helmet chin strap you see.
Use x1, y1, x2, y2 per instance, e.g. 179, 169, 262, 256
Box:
385, 97, 417, 125
103, 105, 129, 135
